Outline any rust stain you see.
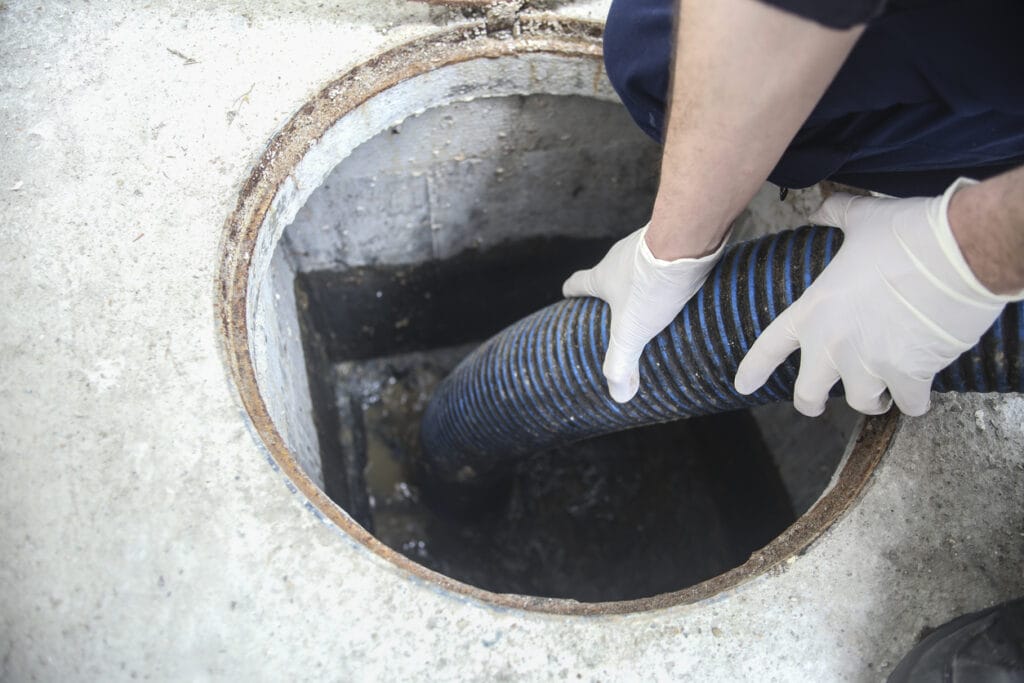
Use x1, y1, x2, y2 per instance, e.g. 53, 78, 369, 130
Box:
213, 15, 896, 616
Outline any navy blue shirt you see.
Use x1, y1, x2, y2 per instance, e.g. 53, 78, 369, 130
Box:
761, 0, 889, 28
603, 0, 1024, 196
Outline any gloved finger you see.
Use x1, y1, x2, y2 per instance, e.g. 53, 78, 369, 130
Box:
792, 350, 841, 417
808, 192, 860, 229
561, 268, 599, 299
834, 358, 892, 415
734, 309, 800, 395
602, 334, 642, 403
886, 374, 933, 416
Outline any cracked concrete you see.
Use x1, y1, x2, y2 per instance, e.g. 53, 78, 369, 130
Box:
1, 1, 1021, 681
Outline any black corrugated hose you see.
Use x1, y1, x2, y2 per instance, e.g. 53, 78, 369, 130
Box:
420, 226, 1023, 485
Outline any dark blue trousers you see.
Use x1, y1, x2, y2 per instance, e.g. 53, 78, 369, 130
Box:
604, 0, 1024, 197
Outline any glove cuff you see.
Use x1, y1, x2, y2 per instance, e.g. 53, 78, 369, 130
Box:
637, 225, 730, 271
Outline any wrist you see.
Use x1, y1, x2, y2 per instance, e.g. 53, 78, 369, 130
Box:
946, 176, 1024, 299
639, 223, 729, 272
644, 209, 731, 261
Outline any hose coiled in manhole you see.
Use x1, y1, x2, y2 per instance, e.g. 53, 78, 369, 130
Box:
419, 226, 1024, 485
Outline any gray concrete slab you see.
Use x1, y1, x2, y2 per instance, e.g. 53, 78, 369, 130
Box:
1, 2, 1021, 681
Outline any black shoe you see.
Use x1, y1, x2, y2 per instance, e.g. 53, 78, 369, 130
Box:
889, 597, 1024, 682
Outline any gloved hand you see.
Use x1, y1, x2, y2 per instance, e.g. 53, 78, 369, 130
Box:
562, 224, 728, 402
735, 178, 1021, 417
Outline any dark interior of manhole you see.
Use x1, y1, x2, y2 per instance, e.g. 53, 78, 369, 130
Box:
276, 94, 858, 602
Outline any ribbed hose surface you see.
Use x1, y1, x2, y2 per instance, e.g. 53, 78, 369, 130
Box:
420, 226, 1024, 483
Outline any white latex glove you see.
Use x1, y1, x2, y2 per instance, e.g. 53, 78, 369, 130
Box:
562, 224, 728, 402
735, 178, 1023, 417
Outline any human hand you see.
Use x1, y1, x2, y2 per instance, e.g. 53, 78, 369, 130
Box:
734, 179, 1018, 416
562, 224, 727, 402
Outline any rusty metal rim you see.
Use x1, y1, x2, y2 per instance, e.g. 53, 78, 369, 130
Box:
215, 14, 898, 616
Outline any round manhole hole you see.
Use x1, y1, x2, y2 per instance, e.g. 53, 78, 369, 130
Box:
217, 16, 897, 614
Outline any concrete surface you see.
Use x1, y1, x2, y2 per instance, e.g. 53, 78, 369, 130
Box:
1, 1, 1022, 681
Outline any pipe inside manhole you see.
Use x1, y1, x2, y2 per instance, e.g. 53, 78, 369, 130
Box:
221, 25, 894, 613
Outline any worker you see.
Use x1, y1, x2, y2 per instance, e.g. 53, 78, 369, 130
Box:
560, 0, 1024, 675
562, 0, 1024, 419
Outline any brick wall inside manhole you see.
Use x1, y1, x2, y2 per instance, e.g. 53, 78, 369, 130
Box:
225, 37, 886, 613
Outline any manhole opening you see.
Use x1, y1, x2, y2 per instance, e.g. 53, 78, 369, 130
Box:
224, 30, 891, 614
271, 93, 858, 602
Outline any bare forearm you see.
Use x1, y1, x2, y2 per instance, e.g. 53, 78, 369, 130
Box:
646, 0, 863, 259
948, 165, 1024, 296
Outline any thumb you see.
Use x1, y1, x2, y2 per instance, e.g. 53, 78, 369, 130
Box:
734, 308, 800, 395
809, 192, 860, 229
603, 335, 642, 403
562, 268, 597, 299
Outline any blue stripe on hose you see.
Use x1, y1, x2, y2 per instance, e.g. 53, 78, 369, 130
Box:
496, 322, 542, 439
647, 340, 695, 417
521, 305, 572, 429
688, 291, 735, 409
523, 305, 572, 426
635, 350, 671, 420
597, 299, 648, 422
547, 298, 600, 431
758, 233, 791, 400
777, 231, 801, 392
802, 228, 816, 291
585, 298, 628, 421
710, 250, 744, 400
448, 348, 485, 451
823, 225, 837, 263
564, 300, 598, 420
729, 242, 782, 401
765, 233, 780, 321
566, 300, 619, 428
666, 317, 718, 415
745, 238, 762, 338
456, 350, 492, 450
783, 231, 798, 303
